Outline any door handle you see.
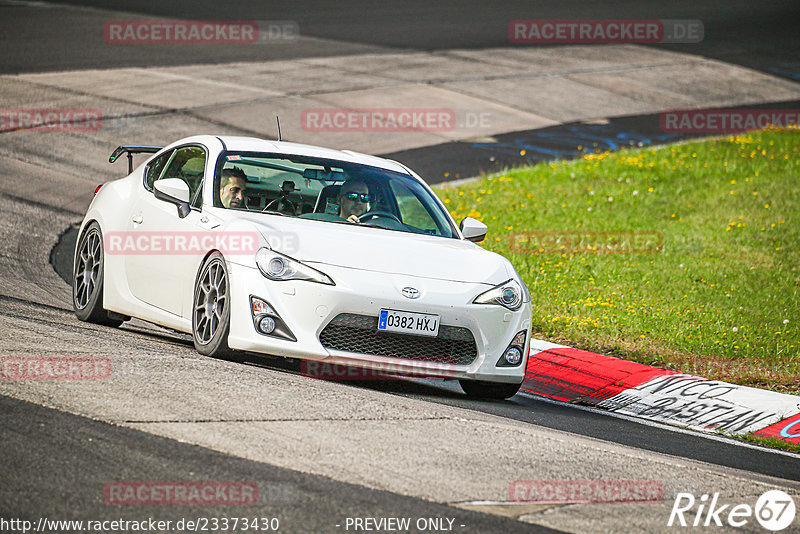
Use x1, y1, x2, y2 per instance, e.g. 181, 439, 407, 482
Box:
132, 215, 143, 224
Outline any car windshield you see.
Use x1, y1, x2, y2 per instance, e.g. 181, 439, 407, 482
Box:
215, 152, 457, 238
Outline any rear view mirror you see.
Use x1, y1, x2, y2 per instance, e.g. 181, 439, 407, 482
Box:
302, 168, 345, 182
460, 217, 488, 243
154, 178, 191, 218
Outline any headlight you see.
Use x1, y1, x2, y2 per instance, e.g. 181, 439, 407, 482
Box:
255, 248, 334, 285
509, 264, 531, 303
473, 279, 524, 310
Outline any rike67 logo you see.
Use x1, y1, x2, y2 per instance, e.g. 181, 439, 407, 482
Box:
668, 490, 796, 531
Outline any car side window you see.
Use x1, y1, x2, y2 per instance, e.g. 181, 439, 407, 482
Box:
145, 151, 172, 190
389, 180, 440, 235
160, 146, 206, 208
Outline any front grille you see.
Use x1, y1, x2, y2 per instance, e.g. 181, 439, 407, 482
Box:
319, 313, 478, 366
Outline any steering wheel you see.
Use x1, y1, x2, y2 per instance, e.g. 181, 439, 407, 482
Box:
357, 210, 402, 224
264, 196, 296, 215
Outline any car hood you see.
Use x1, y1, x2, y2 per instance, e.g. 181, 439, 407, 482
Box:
227, 212, 510, 284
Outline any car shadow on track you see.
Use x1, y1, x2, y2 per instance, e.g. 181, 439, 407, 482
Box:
239, 351, 467, 399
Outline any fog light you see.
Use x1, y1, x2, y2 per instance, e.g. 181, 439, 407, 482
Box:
504, 347, 522, 366
258, 316, 276, 334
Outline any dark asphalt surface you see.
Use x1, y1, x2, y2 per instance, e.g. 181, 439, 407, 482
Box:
369, 379, 800, 481
0, 395, 563, 534
2, 0, 799, 79
4, 0, 797, 181
241, 352, 800, 481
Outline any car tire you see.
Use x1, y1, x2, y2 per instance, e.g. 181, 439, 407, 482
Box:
459, 379, 521, 400
73, 222, 124, 327
192, 252, 234, 358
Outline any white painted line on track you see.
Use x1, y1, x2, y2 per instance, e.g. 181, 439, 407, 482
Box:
518, 391, 800, 459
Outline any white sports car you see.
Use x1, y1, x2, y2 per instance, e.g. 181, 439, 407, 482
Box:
73, 135, 531, 399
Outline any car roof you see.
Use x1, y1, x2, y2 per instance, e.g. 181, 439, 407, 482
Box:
166, 135, 410, 175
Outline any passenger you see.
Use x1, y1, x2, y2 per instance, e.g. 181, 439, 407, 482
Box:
337, 179, 371, 223
220, 167, 247, 209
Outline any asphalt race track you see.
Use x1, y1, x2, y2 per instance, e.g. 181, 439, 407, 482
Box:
1, 395, 557, 534
2, 1, 800, 533
2, 0, 799, 77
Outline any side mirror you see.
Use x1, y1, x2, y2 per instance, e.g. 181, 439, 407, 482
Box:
154, 178, 191, 218
460, 217, 488, 243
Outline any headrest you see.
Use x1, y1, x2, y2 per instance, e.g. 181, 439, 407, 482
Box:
182, 157, 205, 175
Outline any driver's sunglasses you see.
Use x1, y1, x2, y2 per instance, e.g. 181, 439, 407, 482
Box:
345, 192, 370, 203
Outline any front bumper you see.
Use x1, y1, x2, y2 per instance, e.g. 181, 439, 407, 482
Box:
226, 262, 531, 384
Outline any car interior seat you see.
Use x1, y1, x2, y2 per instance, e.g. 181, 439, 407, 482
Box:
315, 184, 342, 215
180, 157, 206, 206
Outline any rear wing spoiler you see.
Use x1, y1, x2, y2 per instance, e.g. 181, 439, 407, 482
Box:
109, 145, 163, 174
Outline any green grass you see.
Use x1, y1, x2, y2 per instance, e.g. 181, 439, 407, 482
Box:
436, 128, 800, 394
719, 430, 800, 454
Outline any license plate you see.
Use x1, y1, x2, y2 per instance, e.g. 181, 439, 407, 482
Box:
378, 309, 440, 337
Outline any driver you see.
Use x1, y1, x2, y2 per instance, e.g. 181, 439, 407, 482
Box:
220, 167, 247, 209
338, 179, 371, 223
